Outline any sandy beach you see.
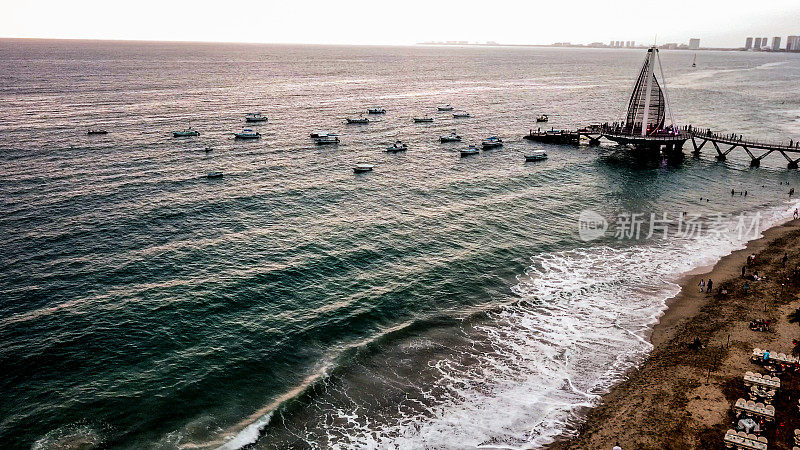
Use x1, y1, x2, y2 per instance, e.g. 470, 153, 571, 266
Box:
550, 218, 800, 450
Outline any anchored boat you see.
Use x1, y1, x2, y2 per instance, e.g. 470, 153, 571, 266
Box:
207, 171, 224, 179
536, 114, 549, 123
481, 136, 503, 149
346, 117, 370, 124
87, 129, 108, 135
453, 112, 470, 118
315, 135, 340, 145
438, 105, 454, 111
385, 140, 407, 152
440, 132, 462, 142
525, 150, 548, 161
413, 117, 434, 123
367, 107, 386, 114
173, 127, 200, 137
245, 113, 268, 123
353, 163, 374, 173
234, 129, 261, 139
460, 145, 480, 157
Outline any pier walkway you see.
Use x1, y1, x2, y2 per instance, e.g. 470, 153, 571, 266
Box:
688, 131, 800, 168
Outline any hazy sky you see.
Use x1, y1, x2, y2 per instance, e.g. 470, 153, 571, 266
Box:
4, 0, 800, 47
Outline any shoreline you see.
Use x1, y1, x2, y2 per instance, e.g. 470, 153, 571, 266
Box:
549, 217, 800, 449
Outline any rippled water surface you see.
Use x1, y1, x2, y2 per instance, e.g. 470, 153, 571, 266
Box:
2, 40, 800, 449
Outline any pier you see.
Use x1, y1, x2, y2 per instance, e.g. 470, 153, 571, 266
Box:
688, 131, 800, 168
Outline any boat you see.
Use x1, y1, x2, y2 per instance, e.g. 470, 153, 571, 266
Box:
173, 127, 200, 137
367, 107, 386, 114
413, 117, 434, 123
385, 140, 407, 152
87, 129, 108, 135
460, 145, 480, 157
692, 54, 697, 68
453, 112, 470, 118
438, 105, 454, 111
525, 150, 548, 161
440, 132, 462, 142
234, 129, 261, 139
315, 135, 340, 145
536, 114, 549, 122
207, 171, 224, 178
204, 146, 213, 152
353, 163, 374, 173
245, 113, 268, 123
310, 131, 337, 139
481, 136, 503, 148
346, 117, 370, 124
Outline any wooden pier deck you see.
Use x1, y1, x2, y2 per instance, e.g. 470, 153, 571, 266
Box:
688, 132, 800, 168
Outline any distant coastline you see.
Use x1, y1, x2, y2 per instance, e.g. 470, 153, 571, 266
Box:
417, 41, 797, 53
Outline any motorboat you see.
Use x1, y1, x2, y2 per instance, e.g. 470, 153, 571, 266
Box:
460, 145, 480, 157
173, 127, 200, 137
413, 117, 434, 123
367, 107, 386, 114
481, 136, 503, 148
207, 171, 224, 178
537, 114, 549, 122
87, 129, 108, 135
346, 117, 370, 124
310, 130, 337, 139
440, 132, 462, 142
453, 112, 470, 118
353, 163, 374, 173
525, 150, 548, 161
385, 140, 407, 152
234, 129, 261, 139
245, 113, 268, 123
315, 135, 340, 145
438, 105, 454, 111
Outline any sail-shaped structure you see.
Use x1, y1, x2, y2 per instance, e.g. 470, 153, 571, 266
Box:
624, 48, 666, 135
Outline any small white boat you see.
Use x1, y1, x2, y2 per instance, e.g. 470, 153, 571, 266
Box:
315, 135, 340, 145
413, 117, 434, 123
460, 145, 480, 157
353, 163, 374, 173
438, 105, 454, 111
207, 171, 224, 178
440, 132, 462, 142
385, 140, 407, 152
481, 136, 503, 148
525, 150, 548, 161
310, 130, 337, 139
346, 117, 370, 124
536, 114, 549, 123
367, 107, 386, 114
245, 113, 268, 123
453, 112, 470, 118
173, 127, 200, 137
87, 129, 108, 135
234, 129, 261, 139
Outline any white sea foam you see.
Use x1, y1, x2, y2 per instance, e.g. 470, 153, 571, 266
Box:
216, 412, 274, 450
284, 202, 798, 449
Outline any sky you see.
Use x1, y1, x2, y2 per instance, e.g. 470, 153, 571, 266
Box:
3, 0, 800, 47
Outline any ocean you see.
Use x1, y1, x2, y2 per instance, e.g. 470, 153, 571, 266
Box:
1, 39, 800, 449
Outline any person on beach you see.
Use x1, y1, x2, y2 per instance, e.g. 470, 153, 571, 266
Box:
744, 281, 749, 294
794, 208, 798, 220
764, 349, 770, 362
783, 252, 789, 267
706, 279, 713, 293
742, 266, 746, 278
613, 444, 622, 450
699, 279, 705, 292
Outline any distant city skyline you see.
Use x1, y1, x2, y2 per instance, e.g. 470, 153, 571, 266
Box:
3, 0, 800, 48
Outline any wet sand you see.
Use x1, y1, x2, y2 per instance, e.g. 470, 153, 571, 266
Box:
550, 219, 800, 450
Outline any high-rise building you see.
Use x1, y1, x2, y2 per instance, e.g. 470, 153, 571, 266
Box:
745, 37, 753, 49
762, 37, 768, 47
772, 37, 781, 51
688, 38, 700, 49
631, 40, 635, 48
609, 40, 614, 47
788, 36, 800, 52
753, 37, 762, 49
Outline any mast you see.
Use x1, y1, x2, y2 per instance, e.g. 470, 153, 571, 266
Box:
640, 47, 655, 136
